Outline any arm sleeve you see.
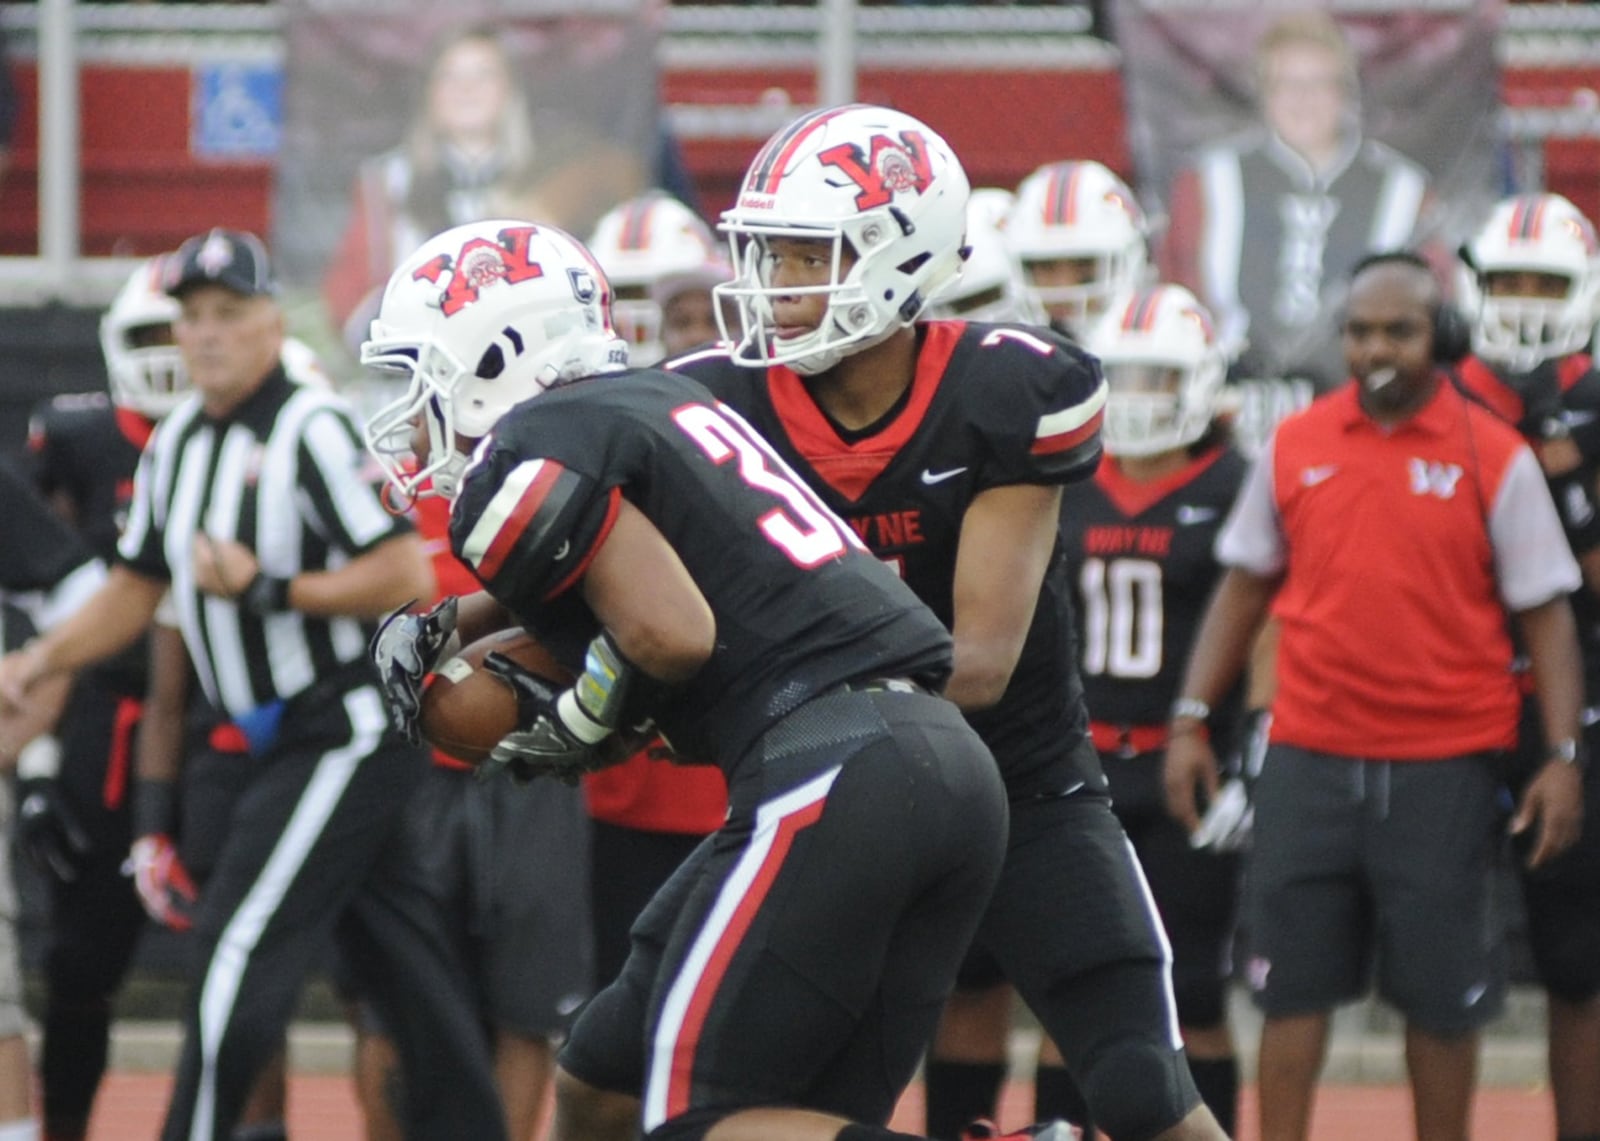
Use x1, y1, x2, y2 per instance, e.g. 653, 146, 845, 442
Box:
1491, 445, 1583, 612
449, 442, 620, 612
1214, 437, 1285, 576
976, 329, 1107, 489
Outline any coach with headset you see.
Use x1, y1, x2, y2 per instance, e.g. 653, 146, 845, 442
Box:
1163, 251, 1585, 1141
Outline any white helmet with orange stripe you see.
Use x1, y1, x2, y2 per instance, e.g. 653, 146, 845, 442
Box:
1460, 192, 1600, 372
100, 256, 189, 418
1006, 160, 1150, 339
1084, 283, 1225, 457
360, 220, 628, 501
716, 102, 970, 375
588, 193, 727, 365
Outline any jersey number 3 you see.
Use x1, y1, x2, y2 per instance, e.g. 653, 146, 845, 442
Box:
674, 403, 860, 568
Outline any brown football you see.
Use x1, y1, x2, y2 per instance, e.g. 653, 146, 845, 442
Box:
419, 627, 575, 766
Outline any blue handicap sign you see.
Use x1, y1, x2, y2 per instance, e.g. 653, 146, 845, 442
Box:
192, 60, 283, 159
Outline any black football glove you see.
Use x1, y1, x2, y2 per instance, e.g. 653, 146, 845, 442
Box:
369, 596, 459, 744
17, 778, 93, 884
479, 652, 620, 786
1511, 359, 1565, 442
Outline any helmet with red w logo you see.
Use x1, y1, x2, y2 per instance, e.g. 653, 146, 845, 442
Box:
1006, 160, 1150, 339
588, 192, 728, 365
1460, 192, 1600, 372
101, 256, 189, 418
360, 220, 628, 500
1084, 284, 1225, 457
717, 103, 970, 375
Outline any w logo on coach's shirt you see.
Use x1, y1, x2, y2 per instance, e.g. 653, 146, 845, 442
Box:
1408, 458, 1464, 499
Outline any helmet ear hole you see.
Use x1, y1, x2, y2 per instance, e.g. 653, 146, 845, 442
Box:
476, 344, 506, 380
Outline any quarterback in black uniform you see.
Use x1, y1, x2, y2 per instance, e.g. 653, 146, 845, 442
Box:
1061, 284, 1250, 1136
1456, 192, 1600, 1141
360, 217, 1008, 1141
674, 104, 1227, 1141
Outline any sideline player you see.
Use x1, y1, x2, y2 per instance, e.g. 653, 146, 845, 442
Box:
359, 217, 1011, 1141
677, 104, 1227, 1141
1455, 192, 1600, 1141
1061, 284, 1249, 1136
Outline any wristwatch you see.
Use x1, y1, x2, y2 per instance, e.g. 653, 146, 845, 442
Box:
1547, 738, 1588, 772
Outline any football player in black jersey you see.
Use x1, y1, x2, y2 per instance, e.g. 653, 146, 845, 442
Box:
672, 105, 1228, 1141
1455, 192, 1600, 1141
1061, 284, 1249, 1136
360, 217, 1010, 1141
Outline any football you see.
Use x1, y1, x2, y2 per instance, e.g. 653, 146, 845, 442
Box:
419, 627, 574, 765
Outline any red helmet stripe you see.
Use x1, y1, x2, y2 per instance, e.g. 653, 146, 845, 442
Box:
620, 200, 654, 252
1510, 195, 1545, 242
1122, 287, 1160, 332
1046, 163, 1081, 225
750, 105, 859, 195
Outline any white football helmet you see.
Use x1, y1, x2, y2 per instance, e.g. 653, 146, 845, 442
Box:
927, 188, 1042, 323
716, 103, 970, 375
588, 193, 726, 366
100, 256, 188, 419
1006, 160, 1150, 339
361, 220, 628, 501
1460, 192, 1600, 372
1085, 284, 1225, 458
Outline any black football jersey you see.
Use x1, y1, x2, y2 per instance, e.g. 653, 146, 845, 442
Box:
677, 320, 1107, 797
24, 393, 155, 695
0, 457, 96, 597
27, 392, 154, 561
1060, 446, 1248, 729
448, 368, 953, 773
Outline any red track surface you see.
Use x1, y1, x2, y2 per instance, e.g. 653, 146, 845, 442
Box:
85, 1072, 1556, 1139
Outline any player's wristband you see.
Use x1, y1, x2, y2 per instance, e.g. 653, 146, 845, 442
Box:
1170, 697, 1212, 724
240, 573, 293, 615
131, 780, 178, 840
571, 630, 670, 736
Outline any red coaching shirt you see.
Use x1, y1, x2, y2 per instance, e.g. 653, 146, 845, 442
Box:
1218, 379, 1580, 760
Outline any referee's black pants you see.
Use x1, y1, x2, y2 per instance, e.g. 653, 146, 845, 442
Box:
159, 682, 506, 1141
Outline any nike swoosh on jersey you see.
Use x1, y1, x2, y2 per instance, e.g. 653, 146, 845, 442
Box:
920, 466, 968, 485
1300, 464, 1339, 487
1175, 505, 1218, 525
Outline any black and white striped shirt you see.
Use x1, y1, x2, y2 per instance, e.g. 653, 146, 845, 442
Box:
118, 367, 410, 720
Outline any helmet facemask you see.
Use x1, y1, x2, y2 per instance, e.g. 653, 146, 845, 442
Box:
717, 104, 970, 376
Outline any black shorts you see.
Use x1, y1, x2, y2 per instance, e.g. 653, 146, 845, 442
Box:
559, 688, 1006, 1133
408, 766, 596, 1037
1505, 702, 1600, 1001
1246, 745, 1506, 1034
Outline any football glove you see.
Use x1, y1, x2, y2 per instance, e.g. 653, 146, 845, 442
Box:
16, 777, 93, 884
125, 834, 197, 931
480, 652, 614, 786
369, 596, 460, 744
1189, 708, 1270, 853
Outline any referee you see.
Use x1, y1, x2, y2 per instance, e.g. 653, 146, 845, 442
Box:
0, 229, 506, 1141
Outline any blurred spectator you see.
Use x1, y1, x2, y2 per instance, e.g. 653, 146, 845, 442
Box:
321, 23, 646, 351
1159, 12, 1431, 388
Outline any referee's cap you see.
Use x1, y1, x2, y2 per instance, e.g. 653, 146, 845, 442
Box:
165, 228, 276, 300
